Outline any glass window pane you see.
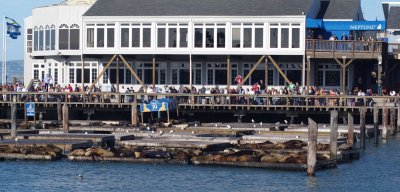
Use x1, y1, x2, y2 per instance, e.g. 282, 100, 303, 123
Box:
207, 69, 213, 85
121, 28, 129, 47
45, 29, 50, 50
132, 28, 140, 47
217, 28, 225, 48
179, 69, 190, 84
160, 69, 166, 84
195, 69, 201, 84
169, 28, 177, 47
243, 28, 252, 48
97, 28, 104, 47
179, 28, 188, 48
232, 28, 240, 48
34, 31, 38, 51
92, 68, 97, 83
59, 29, 69, 50
255, 28, 263, 48
39, 30, 44, 51
281, 28, 289, 48
206, 28, 214, 48
70, 29, 80, 50
157, 28, 166, 47
84, 69, 90, 83
292, 28, 300, 48
69, 68, 75, 83
87, 28, 94, 48
143, 28, 151, 47
194, 28, 203, 48
107, 28, 114, 48
270, 28, 278, 48
172, 69, 178, 84
51, 29, 55, 50
76, 69, 82, 83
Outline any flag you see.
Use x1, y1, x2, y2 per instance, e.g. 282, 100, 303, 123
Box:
5, 17, 21, 39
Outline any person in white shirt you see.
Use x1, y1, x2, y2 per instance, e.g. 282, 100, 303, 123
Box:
120, 86, 126, 103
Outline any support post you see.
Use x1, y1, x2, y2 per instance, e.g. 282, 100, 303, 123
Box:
374, 105, 379, 145
307, 118, 318, 176
116, 57, 120, 92
390, 107, 395, 136
306, 56, 311, 95
152, 55, 156, 88
81, 55, 85, 91
302, 55, 306, 87
265, 57, 268, 91
62, 105, 69, 133
227, 56, 231, 91
189, 54, 192, 90
360, 108, 366, 149
330, 110, 338, 160
131, 98, 138, 126
348, 112, 354, 145
57, 99, 62, 122
398, 105, 400, 133
11, 103, 17, 138
382, 107, 388, 139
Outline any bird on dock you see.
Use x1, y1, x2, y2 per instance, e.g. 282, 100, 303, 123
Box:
181, 127, 185, 130
259, 122, 263, 126
296, 135, 300, 139
323, 124, 327, 128
253, 125, 256, 128
14, 138, 18, 142
117, 128, 120, 131
191, 131, 196, 134
151, 130, 155, 134
300, 121, 304, 125
284, 120, 288, 124
126, 130, 129, 133
275, 122, 280, 125
194, 123, 198, 127
170, 130, 174, 133
78, 174, 83, 180
147, 126, 151, 131
143, 123, 147, 127
227, 125, 231, 129
85, 132, 88, 135
251, 119, 255, 123
159, 131, 164, 135
215, 124, 218, 127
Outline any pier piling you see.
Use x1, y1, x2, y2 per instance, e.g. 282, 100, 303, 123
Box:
131, 99, 138, 126
11, 103, 17, 138
374, 105, 379, 145
360, 108, 366, 149
382, 108, 388, 139
330, 110, 338, 160
63, 105, 69, 133
347, 112, 354, 146
57, 99, 62, 122
307, 118, 318, 176
390, 108, 395, 136
397, 105, 400, 133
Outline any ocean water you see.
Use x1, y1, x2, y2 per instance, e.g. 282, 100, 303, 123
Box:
1, 136, 400, 192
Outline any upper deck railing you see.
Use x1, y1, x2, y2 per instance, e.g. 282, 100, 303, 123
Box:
306, 40, 384, 59
0, 92, 396, 111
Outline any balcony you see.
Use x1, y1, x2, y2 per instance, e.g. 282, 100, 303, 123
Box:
306, 40, 384, 59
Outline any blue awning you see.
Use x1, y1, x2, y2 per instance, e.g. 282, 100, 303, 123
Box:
306, 19, 386, 31
306, 18, 323, 28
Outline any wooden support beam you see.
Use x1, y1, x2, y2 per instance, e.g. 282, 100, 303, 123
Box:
131, 99, 138, 126
397, 105, 400, 133
265, 57, 268, 91
152, 55, 156, 88
90, 55, 117, 89
227, 56, 231, 91
57, 99, 62, 122
374, 105, 379, 145
239, 55, 265, 87
390, 108, 396, 136
307, 118, 318, 176
268, 55, 291, 84
11, 103, 17, 138
81, 55, 85, 91
116, 57, 120, 92
348, 112, 354, 145
330, 110, 338, 160
63, 105, 69, 133
360, 108, 366, 149
119, 55, 143, 86
382, 107, 388, 139
306, 56, 311, 95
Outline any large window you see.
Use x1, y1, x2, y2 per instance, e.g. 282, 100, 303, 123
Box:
157, 23, 188, 48
119, 23, 152, 48
45, 26, 51, 50
206, 63, 237, 85
135, 63, 166, 84
317, 64, 341, 87
194, 23, 226, 48
59, 24, 80, 50
68, 62, 98, 84
33, 27, 38, 51
270, 25, 278, 48
269, 23, 301, 49
86, 23, 114, 48
27, 28, 33, 53
39, 26, 44, 51
232, 23, 263, 48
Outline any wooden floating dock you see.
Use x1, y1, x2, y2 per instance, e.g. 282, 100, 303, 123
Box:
0, 139, 93, 151
0, 153, 60, 161
122, 139, 231, 150
15, 133, 115, 147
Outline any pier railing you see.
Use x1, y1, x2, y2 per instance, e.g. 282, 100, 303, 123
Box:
306, 40, 384, 59
0, 92, 397, 111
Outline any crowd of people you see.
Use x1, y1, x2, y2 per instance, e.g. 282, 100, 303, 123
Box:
0, 74, 398, 107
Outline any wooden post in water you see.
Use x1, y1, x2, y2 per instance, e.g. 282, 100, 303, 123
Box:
390, 108, 395, 136
397, 105, 400, 133
330, 110, 338, 160
131, 99, 138, 126
382, 107, 388, 139
307, 118, 318, 176
11, 103, 17, 138
57, 99, 62, 122
347, 112, 354, 146
374, 105, 379, 145
62, 105, 69, 133
360, 108, 366, 149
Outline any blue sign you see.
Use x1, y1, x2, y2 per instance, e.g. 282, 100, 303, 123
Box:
26, 102, 35, 117
140, 99, 177, 113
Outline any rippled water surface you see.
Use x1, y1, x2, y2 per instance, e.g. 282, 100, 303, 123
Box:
1, 137, 400, 192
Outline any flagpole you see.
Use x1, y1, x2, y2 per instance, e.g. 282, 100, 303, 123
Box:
4, 16, 7, 85
2, 15, 6, 85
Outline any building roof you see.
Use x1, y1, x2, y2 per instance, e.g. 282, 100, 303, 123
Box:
323, 0, 360, 20
387, 7, 400, 29
84, 0, 312, 17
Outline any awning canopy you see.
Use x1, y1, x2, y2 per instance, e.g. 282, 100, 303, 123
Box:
306, 19, 386, 31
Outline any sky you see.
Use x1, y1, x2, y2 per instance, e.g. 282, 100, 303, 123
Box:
0, 0, 61, 61
1, 0, 400, 61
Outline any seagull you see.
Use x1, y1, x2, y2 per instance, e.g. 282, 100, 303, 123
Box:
227, 125, 231, 129
159, 131, 164, 135
194, 123, 198, 127
284, 120, 288, 124
296, 135, 300, 139
78, 174, 83, 180
126, 130, 129, 133
275, 122, 280, 125
215, 124, 218, 127
151, 130, 155, 134
323, 124, 327, 128
147, 126, 150, 131
251, 119, 255, 123
191, 131, 196, 134
253, 125, 256, 128
143, 123, 147, 127
301, 121, 304, 125
259, 122, 263, 126
84, 132, 88, 135
117, 128, 120, 130
170, 130, 174, 133
181, 127, 185, 130
15, 138, 19, 142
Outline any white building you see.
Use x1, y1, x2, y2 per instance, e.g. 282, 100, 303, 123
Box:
24, 0, 314, 90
